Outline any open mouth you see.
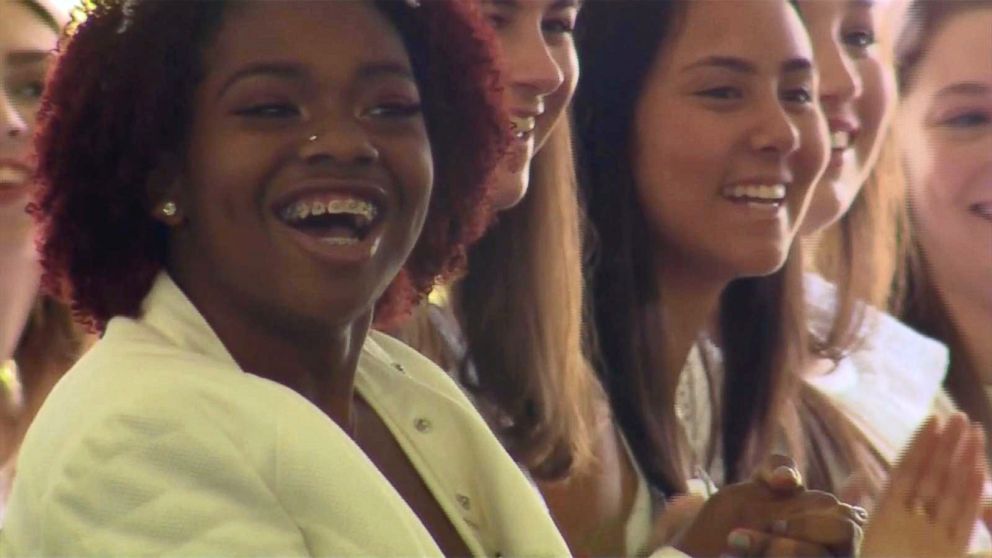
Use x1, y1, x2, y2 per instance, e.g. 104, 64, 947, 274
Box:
721, 184, 787, 208
510, 116, 536, 141
830, 130, 852, 152
279, 196, 381, 246
0, 163, 32, 204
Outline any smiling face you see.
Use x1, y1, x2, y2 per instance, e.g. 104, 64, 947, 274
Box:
0, 1, 55, 237
479, 0, 579, 210
900, 8, 992, 306
633, 0, 828, 281
166, 0, 432, 332
798, 0, 898, 233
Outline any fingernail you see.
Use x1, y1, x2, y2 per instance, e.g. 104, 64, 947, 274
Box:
853, 505, 868, 519
774, 465, 803, 486
771, 518, 788, 535
728, 530, 751, 553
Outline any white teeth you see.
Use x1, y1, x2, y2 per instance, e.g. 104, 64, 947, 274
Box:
973, 203, 992, 219
722, 184, 787, 201
0, 166, 29, 184
831, 130, 850, 149
510, 116, 536, 139
319, 237, 359, 246
281, 197, 379, 225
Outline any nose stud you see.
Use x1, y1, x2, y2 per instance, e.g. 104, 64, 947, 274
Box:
308, 134, 318, 143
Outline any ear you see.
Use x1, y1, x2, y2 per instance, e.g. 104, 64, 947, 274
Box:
147, 156, 186, 227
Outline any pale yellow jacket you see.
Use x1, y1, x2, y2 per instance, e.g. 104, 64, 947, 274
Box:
0, 273, 570, 556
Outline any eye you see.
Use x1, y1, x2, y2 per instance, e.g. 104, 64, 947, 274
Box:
365, 102, 423, 119
485, 12, 510, 31
843, 29, 876, 50
10, 80, 44, 102
696, 87, 743, 101
941, 110, 991, 128
234, 102, 300, 119
542, 18, 574, 35
782, 87, 814, 105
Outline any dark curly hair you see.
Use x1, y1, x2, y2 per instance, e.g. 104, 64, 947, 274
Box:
32, 0, 508, 331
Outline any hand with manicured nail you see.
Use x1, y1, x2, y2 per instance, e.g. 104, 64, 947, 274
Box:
670, 455, 864, 557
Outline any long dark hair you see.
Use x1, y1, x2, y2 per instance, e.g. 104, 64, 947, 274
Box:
573, 0, 806, 495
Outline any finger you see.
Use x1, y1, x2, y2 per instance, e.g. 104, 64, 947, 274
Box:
727, 528, 831, 558
889, 415, 941, 505
942, 426, 986, 543
840, 503, 869, 526
914, 414, 969, 514
754, 454, 805, 494
836, 471, 872, 507
770, 513, 862, 556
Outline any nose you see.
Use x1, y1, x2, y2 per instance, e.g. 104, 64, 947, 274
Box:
750, 98, 801, 157
817, 47, 862, 112
501, 28, 564, 108
1, 93, 29, 143
299, 115, 379, 167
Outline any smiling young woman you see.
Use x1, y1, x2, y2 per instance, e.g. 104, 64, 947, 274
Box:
0, 1, 573, 555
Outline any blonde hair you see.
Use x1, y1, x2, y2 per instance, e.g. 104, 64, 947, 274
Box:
400, 120, 600, 480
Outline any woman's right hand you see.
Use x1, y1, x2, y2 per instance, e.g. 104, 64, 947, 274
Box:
860, 413, 986, 558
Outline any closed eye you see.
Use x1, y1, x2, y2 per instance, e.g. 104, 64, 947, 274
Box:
365, 103, 423, 119
695, 87, 743, 101
234, 102, 301, 119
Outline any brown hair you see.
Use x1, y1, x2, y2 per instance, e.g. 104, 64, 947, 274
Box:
574, 0, 807, 495
895, 0, 992, 443
401, 119, 599, 480
809, 139, 907, 355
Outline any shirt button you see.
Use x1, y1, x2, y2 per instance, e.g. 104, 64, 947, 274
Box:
414, 418, 433, 433
456, 493, 471, 510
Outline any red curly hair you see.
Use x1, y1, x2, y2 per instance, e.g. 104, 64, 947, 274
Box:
32, 0, 508, 331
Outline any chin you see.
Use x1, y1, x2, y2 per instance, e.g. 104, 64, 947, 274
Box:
489, 165, 531, 212
729, 249, 790, 279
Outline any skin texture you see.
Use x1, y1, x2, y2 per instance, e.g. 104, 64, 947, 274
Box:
157, 3, 468, 554
799, 0, 897, 233
479, 0, 579, 210
0, 2, 52, 361
861, 415, 987, 558
899, 8, 992, 383
633, 0, 827, 287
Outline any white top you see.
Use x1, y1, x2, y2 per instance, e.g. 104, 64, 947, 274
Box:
0, 273, 570, 556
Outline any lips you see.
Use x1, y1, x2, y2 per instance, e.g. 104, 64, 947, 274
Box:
0, 161, 33, 206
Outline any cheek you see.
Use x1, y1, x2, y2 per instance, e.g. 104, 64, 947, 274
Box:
396, 135, 434, 218
795, 115, 830, 188
855, 59, 897, 154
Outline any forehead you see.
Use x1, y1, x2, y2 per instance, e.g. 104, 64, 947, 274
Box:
203, 1, 410, 81
669, 0, 812, 65
918, 9, 992, 88
0, 2, 58, 55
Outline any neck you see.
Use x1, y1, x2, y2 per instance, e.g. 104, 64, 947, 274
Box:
655, 261, 727, 396
920, 245, 992, 384
940, 287, 992, 385
171, 270, 369, 433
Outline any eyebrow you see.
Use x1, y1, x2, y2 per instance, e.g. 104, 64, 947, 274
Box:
217, 60, 415, 99
486, 0, 581, 10
6, 50, 52, 66
682, 56, 813, 75
935, 82, 991, 98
